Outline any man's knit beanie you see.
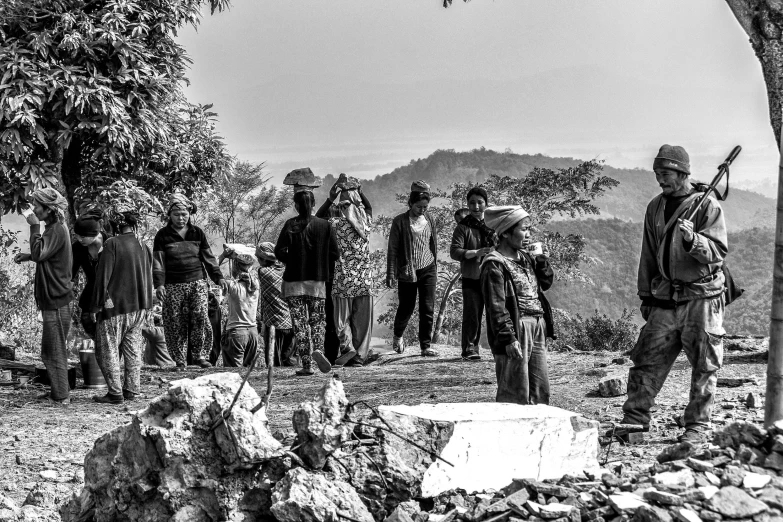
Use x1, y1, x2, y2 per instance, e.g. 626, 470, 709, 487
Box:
653, 145, 690, 175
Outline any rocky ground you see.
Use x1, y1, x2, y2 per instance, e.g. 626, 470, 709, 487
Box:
0, 338, 770, 520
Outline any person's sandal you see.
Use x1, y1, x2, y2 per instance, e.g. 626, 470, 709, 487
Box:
195, 359, 212, 369
421, 348, 439, 357
334, 349, 357, 366
295, 367, 315, 376
311, 351, 332, 373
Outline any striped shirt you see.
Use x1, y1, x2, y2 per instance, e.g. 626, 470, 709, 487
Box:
410, 216, 435, 270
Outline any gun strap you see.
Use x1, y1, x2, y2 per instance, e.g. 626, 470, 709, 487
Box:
691, 164, 730, 201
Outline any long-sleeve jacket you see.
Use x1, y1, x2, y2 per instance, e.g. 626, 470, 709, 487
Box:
152, 223, 222, 288
638, 191, 727, 303
71, 232, 108, 311
480, 250, 555, 355
274, 216, 339, 283
30, 222, 73, 310
91, 234, 154, 320
450, 224, 483, 280
386, 212, 438, 283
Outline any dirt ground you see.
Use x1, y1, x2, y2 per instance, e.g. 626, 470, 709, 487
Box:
0, 341, 769, 509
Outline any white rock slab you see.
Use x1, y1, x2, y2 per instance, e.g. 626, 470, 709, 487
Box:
379, 402, 599, 497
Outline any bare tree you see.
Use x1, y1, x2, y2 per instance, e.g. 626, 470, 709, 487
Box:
202, 160, 268, 244
244, 185, 292, 245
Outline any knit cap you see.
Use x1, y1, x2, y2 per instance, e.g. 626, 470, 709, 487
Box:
255, 242, 277, 262
484, 205, 530, 238
653, 145, 690, 175
73, 208, 102, 237
410, 180, 430, 193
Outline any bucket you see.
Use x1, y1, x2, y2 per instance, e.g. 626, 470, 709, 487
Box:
79, 349, 107, 389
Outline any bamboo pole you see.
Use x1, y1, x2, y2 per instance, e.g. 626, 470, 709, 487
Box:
765, 129, 783, 426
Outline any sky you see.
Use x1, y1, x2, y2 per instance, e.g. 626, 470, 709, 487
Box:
176, 0, 779, 188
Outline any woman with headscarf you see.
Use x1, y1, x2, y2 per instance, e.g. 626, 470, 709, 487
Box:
14, 188, 73, 405
274, 188, 339, 376
315, 177, 374, 367
450, 186, 497, 361
218, 245, 260, 367
153, 193, 225, 369
480, 206, 555, 405
71, 208, 108, 340
385, 180, 439, 357
91, 206, 154, 403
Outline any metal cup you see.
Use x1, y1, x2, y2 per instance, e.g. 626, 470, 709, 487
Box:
527, 241, 543, 256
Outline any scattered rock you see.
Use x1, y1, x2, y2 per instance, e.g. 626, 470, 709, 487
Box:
37, 471, 57, 482
657, 443, 695, 464
633, 504, 673, 522
705, 486, 768, 518
717, 376, 759, 388
744, 472, 772, 489
747, 393, 759, 409
643, 490, 683, 506
599, 375, 628, 397
608, 492, 647, 513
270, 467, 373, 522
653, 470, 695, 489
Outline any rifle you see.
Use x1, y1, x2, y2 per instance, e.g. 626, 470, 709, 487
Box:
684, 145, 742, 222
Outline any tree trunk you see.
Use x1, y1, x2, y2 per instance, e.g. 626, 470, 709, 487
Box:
431, 270, 462, 344
766, 130, 783, 426
725, 0, 783, 143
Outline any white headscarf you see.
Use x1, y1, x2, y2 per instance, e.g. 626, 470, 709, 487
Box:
339, 190, 370, 240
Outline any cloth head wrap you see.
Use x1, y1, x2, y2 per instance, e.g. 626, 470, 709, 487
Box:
223, 244, 258, 292
484, 205, 530, 238
410, 180, 430, 193
167, 193, 195, 214
110, 200, 140, 229
255, 242, 277, 262
338, 189, 370, 239
74, 208, 102, 237
31, 188, 68, 221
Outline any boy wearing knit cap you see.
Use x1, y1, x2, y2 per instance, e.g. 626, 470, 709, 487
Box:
617, 145, 728, 444
480, 206, 554, 405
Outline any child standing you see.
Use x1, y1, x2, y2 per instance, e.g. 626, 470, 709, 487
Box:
219, 245, 261, 367
255, 242, 298, 366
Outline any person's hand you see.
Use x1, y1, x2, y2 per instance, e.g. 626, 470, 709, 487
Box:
14, 253, 30, 264
640, 305, 652, 322
505, 340, 523, 359
25, 212, 40, 226
478, 247, 494, 257
329, 180, 341, 201
678, 219, 694, 242
155, 285, 166, 302
386, 276, 396, 289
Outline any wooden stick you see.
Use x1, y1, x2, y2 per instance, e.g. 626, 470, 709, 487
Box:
766, 133, 783, 426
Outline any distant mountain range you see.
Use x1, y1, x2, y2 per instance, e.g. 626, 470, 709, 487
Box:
313, 148, 776, 231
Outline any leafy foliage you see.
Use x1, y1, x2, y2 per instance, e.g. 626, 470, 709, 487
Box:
550, 308, 639, 352
0, 0, 232, 216
0, 223, 40, 352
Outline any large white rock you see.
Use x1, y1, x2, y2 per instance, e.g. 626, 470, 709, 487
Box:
378, 402, 599, 497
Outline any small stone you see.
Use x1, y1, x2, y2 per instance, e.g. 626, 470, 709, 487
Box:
765, 451, 783, 472
38, 470, 57, 481
539, 503, 576, 519
653, 470, 695, 489
643, 490, 684, 506
705, 486, 768, 519
602, 474, 623, 489
687, 458, 714, 472
658, 444, 696, 464
599, 376, 628, 397
746, 393, 759, 409
526, 501, 543, 516
674, 508, 701, 522
744, 472, 772, 489
700, 511, 723, 521
633, 504, 672, 522
758, 488, 783, 510
771, 435, 783, 453
680, 489, 706, 503
15, 455, 22, 465
607, 493, 647, 514
720, 465, 746, 487
698, 486, 719, 500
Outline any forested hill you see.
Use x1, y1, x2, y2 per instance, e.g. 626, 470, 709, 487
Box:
313, 148, 775, 231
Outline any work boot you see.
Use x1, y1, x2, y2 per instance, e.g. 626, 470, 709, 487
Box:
421, 348, 439, 357
462, 347, 481, 361
678, 429, 708, 444
605, 423, 649, 441
392, 336, 405, 354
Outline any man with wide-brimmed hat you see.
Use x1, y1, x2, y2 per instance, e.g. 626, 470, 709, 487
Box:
617, 145, 728, 444
14, 188, 74, 405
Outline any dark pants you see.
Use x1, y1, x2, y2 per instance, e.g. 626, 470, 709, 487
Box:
261, 324, 298, 366
222, 327, 259, 367
80, 311, 97, 341
324, 281, 340, 363
461, 278, 484, 356
494, 316, 549, 405
394, 264, 437, 351
41, 304, 73, 401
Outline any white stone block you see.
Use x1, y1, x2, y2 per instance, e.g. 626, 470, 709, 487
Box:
378, 402, 599, 498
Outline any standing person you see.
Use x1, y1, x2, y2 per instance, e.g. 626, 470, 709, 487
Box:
481, 206, 554, 405
385, 181, 439, 357
91, 208, 154, 404
13, 188, 73, 405
255, 242, 298, 366
450, 187, 497, 361
316, 178, 375, 367
275, 188, 339, 376
71, 208, 107, 340
153, 193, 225, 370
617, 145, 727, 444
218, 245, 261, 367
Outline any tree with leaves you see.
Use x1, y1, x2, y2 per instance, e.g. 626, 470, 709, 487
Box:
0, 0, 233, 219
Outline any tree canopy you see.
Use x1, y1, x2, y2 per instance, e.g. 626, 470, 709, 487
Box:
0, 0, 233, 218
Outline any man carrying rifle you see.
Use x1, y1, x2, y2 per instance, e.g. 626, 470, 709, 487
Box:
618, 145, 728, 444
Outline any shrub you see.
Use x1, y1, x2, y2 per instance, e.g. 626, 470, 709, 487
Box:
551, 307, 639, 352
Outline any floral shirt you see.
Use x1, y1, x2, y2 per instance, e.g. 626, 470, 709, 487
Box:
329, 216, 374, 298
506, 256, 544, 316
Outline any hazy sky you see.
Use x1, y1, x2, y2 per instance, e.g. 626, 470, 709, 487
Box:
177, 1, 778, 187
